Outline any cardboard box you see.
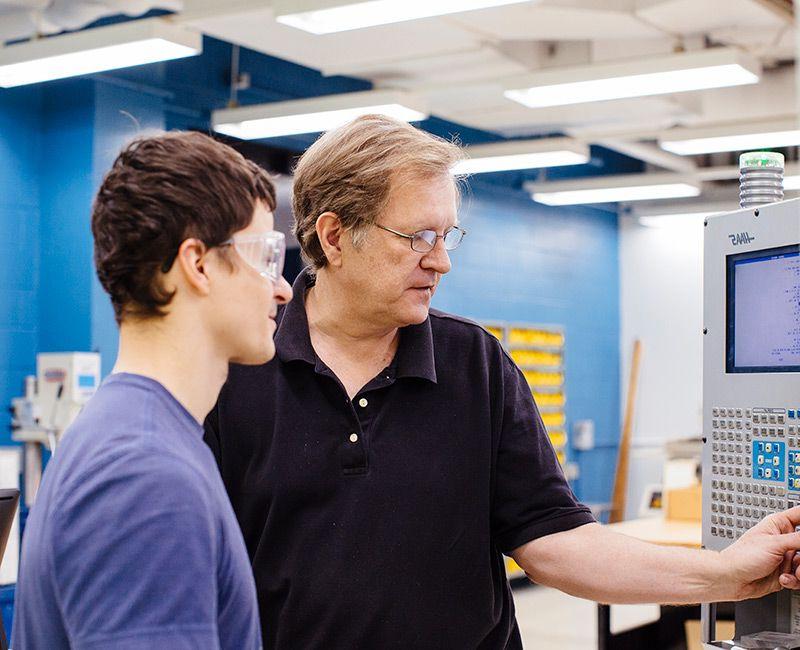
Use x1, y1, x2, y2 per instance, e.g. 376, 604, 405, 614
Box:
666, 484, 702, 522
685, 619, 735, 650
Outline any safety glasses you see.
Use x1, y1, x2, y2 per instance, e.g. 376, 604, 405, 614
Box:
222, 231, 286, 284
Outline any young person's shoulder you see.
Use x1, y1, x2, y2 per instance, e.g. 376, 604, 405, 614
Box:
54, 437, 213, 522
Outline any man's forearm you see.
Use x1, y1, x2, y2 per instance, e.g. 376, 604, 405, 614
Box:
512, 523, 733, 605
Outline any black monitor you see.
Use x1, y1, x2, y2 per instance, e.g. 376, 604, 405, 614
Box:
0, 488, 19, 650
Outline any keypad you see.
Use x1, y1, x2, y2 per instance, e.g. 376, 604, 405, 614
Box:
789, 451, 800, 490
709, 406, 792, 541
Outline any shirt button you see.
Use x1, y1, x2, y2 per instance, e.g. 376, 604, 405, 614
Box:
358, 398, 368, 408
349, 433, 359, 443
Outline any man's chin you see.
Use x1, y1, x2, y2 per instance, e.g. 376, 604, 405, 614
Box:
398, 305, 431, 327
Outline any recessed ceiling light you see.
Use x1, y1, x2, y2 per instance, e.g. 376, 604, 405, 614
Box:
0, 18, 201, 88
504, 48, 759, 109
525, 174, 702, 206
661, 120, 800, 155
273, 0, 531, 34
453, 138, 589, 175
212, 90, 428, 139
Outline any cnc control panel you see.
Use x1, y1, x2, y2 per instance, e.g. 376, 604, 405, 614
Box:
708, 406, 800, 542
703, 199, 800, 554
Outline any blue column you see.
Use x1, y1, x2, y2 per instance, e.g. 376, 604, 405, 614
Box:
37, 79, 165, 378
0, 86, 43, 444
90, 81, 165, 377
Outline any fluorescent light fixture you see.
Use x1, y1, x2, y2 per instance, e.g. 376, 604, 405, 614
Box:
212, 90, 428, 140
783, 175, 800, 191
504, 48, 760, 109
273, 0, 530, 34
452, 138, 589, 175
637, 211, 721, 228
524, 173, 701, 206
660, 120, 800, 155
0, 18, 201, 88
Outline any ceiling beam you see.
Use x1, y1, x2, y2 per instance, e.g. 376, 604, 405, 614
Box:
593, 138, 696, 173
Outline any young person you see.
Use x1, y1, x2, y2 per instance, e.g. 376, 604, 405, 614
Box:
13, 131, 291, 649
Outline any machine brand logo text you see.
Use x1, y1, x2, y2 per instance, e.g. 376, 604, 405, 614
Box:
729, 232, 755, 246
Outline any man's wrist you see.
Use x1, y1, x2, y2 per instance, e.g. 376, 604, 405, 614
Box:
709, 548, 741, 602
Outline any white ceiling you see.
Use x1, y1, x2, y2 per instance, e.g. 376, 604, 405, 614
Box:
1, 0, 797, 199
179, 0, 796, 140
0, 0, 183, 38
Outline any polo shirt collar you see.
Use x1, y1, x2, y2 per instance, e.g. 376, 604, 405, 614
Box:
274, 269, 317, 366
395, 314, 437, 384
275, 268, 437, 384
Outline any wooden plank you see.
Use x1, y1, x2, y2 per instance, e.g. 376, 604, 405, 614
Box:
609, 339, 642, 523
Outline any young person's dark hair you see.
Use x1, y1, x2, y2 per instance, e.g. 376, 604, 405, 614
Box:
92, 131, 276, 322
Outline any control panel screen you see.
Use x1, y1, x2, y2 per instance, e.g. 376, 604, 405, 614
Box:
727, 244, 800, 372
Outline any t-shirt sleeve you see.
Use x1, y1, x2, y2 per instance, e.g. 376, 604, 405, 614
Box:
491, 352, 595, 553
51, 450, 222, 650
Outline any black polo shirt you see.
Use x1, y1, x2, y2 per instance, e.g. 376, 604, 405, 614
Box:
204, 269, 594, 650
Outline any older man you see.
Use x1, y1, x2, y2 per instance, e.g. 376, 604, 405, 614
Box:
205, 115, 800, 649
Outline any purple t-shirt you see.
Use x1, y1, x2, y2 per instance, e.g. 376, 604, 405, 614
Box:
12, 373, 260, 650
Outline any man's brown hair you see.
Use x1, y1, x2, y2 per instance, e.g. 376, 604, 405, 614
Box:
92, 131, 276, 323
292, 114, 464, 272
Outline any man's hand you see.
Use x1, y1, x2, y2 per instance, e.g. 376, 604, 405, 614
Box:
720, 505, 800, 600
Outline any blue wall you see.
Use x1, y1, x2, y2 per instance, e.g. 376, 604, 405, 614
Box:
38, 81, 95, 355
38, 80, 166, 377
0, 35, 625, 502
0, 86, 42, 445
434, 181, 620, 504
91, 82, 166, 377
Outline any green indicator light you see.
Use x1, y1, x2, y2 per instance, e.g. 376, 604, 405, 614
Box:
740, 151, 785, 169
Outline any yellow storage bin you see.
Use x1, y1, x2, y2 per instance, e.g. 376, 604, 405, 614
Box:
548, 431, 567, 448
522, 370, 563, 387
508, 328, 564, 347
532, 391, 565, 407
485, 326, 503, 340
504, 556, 525, 579
541, 412, 566, 428
510, 349, 562, 367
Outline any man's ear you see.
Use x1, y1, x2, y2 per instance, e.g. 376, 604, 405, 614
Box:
172, 238, 212, 296
316, 212, 345, 267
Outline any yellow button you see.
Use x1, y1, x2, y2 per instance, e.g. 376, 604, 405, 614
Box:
349, 433, 359, 443
358, 398, 368, 408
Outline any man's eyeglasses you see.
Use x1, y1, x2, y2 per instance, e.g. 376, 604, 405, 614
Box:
221, 231, 286, 284
375, 224, 467, 253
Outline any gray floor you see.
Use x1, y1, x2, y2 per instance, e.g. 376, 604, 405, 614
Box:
513, 583, 664, 649
513, 583, 597, 649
